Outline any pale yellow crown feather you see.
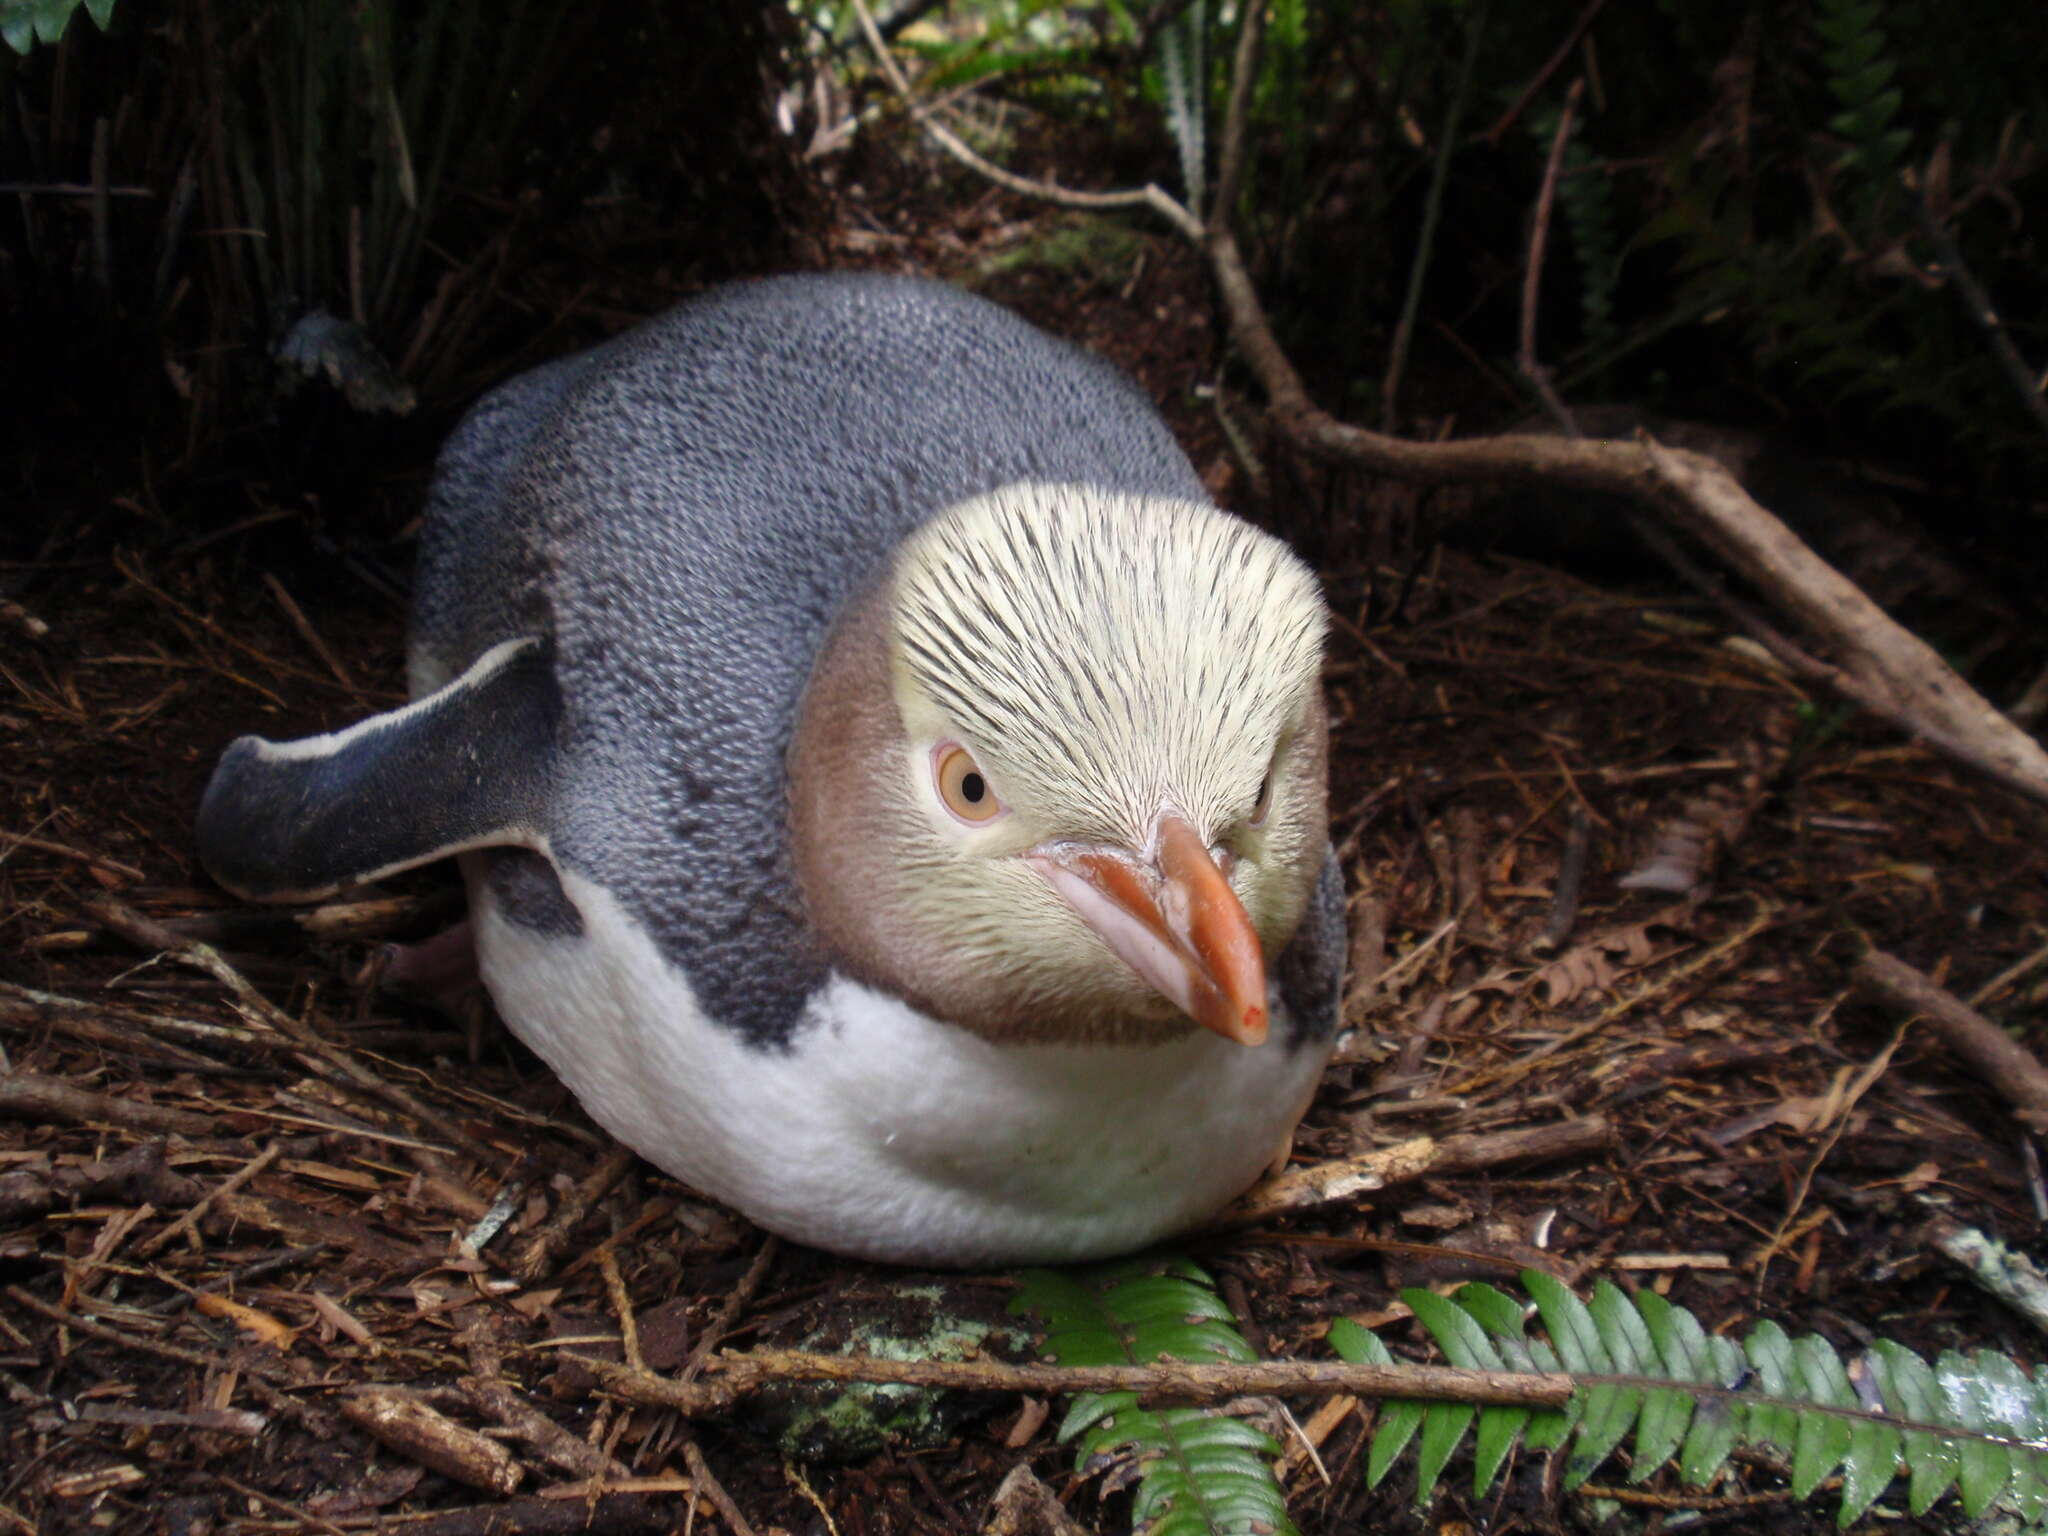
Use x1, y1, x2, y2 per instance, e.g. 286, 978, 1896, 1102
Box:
889, 482, 1327, 840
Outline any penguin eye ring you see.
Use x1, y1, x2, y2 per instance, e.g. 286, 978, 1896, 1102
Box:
932, 742, 1006, 825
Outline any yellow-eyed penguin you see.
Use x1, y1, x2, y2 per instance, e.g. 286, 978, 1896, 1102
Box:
197, 272, 1343, 1266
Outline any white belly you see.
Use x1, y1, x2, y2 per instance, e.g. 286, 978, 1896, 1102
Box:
469, 864, 1332, 1266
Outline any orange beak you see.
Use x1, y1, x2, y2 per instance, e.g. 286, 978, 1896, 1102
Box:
1029, 812, 1269, 1045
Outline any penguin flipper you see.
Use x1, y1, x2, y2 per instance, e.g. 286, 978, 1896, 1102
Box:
197, 638, 557, 902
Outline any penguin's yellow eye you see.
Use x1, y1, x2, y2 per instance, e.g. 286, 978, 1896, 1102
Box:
933, 742, 1005, 825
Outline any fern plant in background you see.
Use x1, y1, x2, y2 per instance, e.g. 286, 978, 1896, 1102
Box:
1154, 0, 1207, 219
1529, 105, 1623, 369
0, 0, 111, 53
1013, 1260, 2048, 1531
1815, 0, 1910, 204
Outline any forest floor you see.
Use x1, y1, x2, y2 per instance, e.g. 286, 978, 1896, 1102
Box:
4, 169, 2048, 1536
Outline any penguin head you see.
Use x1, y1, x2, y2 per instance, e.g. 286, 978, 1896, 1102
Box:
790, 482, 1330, 1047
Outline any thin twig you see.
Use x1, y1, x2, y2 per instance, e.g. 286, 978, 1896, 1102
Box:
1519, 77, 1584, 435
1912, 190, 2048, 448
598, 1249, 644, 1374
1381, 0, 1489, 432
1210, 0, 1263, 226
681, 1234, 779, 1383
1536, 803, 1594, 950
138, 1141, 283, 1257
88, 899, 497, 1164
0, 1070, 212, 1137
590, 1350, 1570, 1419
512, 1144, 637, 1282
1484, 0, 1612, 144
683, 1441, 761, 1536
261, 572, 358, 691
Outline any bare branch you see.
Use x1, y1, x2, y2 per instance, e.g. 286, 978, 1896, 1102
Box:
1519, 77, 1585, 435
590, 1349, 1571, 1420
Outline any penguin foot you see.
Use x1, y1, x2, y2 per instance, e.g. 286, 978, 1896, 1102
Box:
361, 919, 483, 1018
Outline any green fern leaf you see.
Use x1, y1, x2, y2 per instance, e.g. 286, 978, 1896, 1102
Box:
1869, 1339, 1957, 1515
1328, 1320, 1423, 1489
1339, 1270, 2048, 1525
1154, 0, 1206, 217
1012, 1262, 1297, 1536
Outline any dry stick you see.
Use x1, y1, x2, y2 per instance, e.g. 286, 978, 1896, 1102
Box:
1852, 949, 2048, 1136
1484, 0, 1612, 144
1921, 1211, 2048, 1342
373, 1495, 678, 1536
0, 830, 145, 881
598, 1219, 761, 1534
0, 979, 255, 1067
214, 1476, 351, 1536
1912, 191, 2048, 447
137, 1141, 282, 1257
591, 1352, 1568, 1420
1633, 438, 2048, 810
1431, 1114, 1612, 1174
0, 1070, 213, 1137
681, 1441, 762, 1536
1518, 77, 1585, 435
511, 1143, 638, 1282
1213, 1135, 1438, 1228
1213, 227, 2048, 809
1536, 803, 1593, 951
681, 1234, 780, 1383
1381, 0, 1488, 433
1209, 0, 1263, 223
460, 1374, 626, 1480
1213, 1116, 1614, 1230
261, 571, 358, 691
88, 899, 496, 1165
598, 1249, 645, 1374
1967, 934, 2048, 1010
340, 1388, 524, 1496
1752, 1025, 1907, 1298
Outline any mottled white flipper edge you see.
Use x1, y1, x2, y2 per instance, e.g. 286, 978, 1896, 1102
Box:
196, 637, 556, 902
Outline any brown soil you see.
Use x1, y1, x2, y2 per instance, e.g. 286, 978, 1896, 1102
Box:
4, 169, 2047, 1536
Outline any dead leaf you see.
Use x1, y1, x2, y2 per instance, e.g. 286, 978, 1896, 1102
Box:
195, 1292, 297, 1349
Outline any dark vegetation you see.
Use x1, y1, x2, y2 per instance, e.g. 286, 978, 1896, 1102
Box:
3, 1, 2048, 1531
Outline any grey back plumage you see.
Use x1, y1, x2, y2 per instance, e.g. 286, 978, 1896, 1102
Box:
416, 274, 1210, 1047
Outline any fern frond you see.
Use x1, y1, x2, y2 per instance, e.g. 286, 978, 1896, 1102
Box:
1815, 0, 1911, 187
1154, 0, 1206, 219
1331, 1270, 2048, 1525
1529, 107, 1623, 360
1012, 1260, 1297, 1536
0, 0, 114, 54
